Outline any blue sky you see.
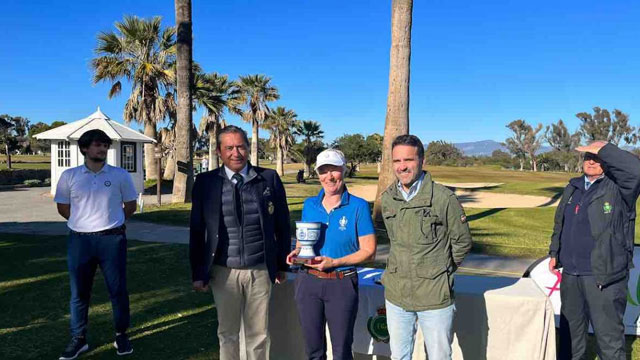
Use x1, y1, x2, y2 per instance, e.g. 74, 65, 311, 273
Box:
1, 0, 639, 144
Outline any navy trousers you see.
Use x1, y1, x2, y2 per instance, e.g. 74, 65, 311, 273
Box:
294, 271, 359, 360
67, 231, 130, 337
558, 273, 627, 360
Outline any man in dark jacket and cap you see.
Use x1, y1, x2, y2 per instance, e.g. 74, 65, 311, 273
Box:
549, 141, 640, 360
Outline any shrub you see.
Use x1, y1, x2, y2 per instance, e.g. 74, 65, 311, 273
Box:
23, 179, 43, 187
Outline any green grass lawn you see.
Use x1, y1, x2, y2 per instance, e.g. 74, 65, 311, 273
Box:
0, 154, 51, 170
0, 233, 219, 360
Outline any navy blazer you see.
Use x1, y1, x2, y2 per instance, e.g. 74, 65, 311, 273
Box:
189, 165, 291, 284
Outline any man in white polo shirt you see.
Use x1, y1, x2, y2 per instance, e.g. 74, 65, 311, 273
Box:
54, 129, 138, 360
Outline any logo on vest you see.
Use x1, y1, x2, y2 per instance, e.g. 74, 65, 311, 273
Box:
339, 216, 348, 231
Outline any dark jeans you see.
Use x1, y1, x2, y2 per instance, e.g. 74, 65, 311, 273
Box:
67, 231, 130, 338
293, 271, 359, 360
559, 273, 627, 360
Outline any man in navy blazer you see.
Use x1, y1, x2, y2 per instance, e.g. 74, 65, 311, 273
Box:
190, 125, 291, 360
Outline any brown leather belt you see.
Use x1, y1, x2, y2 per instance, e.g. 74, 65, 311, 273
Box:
302, 268, 357, 280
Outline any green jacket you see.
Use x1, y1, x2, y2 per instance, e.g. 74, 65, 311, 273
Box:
381, 171, 473, 311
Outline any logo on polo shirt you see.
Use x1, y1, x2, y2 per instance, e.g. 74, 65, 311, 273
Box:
339, 216, 348, 231
104, 180, 112, 187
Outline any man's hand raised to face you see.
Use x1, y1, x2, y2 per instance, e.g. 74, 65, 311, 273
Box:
576, 141, 608, 155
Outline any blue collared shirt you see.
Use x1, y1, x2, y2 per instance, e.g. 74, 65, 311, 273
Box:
584, 174, 604, 191
301, 188, 375, 270
397, 172, 426, 202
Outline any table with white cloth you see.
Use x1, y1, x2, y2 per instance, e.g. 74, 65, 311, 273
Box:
268, 268, 556, 360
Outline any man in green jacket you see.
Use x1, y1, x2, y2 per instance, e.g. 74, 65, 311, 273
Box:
381, 135, 472, 360
549, 141, 640, 360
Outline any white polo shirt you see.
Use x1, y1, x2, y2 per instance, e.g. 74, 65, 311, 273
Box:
54, 164, 138, 232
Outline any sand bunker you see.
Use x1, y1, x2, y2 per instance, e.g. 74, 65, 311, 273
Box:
348, 183, 558, 208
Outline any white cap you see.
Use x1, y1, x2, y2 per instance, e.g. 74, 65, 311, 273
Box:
315, 149, 346, 171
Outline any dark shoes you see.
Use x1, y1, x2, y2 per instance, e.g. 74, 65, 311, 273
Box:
59, 337, 89, 360
60, 333, 132, 358
114, 333, 133, 356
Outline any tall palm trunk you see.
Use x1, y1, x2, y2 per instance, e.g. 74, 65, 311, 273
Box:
373, 0, 413, 223
276, 136, 284, 176
172, 0, 194, 203
5, 143, 11, 169
208, 134, 217, 170
208, 123, 220, 170
143, 123, 158, 180
163, 152, 176, 180
251, 118, 259, 166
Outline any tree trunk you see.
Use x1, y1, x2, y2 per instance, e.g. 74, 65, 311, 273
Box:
172, 0, 194, 203
5, 143, 11, 169
209, 131, 219, 170
519, 159, 524, 171
304, 162, 311, 178
251, 118, 259, 166
163, 151, 176, 180
373, 0, 413, 224
143, 123, 158, 180
276, 139, 284, 176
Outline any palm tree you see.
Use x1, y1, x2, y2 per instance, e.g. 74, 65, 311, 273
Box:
173, 0, 194, 202
373, 0, 413, 223
265, 107, 299, 176
91, 15, 176, 180
294, 120, 324, 177
236, 74, 280, 166
194, 72, 241, 170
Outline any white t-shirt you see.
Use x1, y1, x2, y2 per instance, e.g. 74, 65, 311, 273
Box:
54, 164, 138, 232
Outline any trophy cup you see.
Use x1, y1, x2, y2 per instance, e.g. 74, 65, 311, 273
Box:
292, 221, 322, 265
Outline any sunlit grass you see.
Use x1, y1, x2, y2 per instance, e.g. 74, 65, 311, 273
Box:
0, 233, 219, 359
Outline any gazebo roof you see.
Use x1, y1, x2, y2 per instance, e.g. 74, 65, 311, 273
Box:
34, 107, 156, 143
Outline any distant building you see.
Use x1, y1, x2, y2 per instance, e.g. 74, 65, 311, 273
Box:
34, 107, 155, 195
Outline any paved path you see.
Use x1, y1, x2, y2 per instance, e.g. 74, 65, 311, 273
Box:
0, 187, 188, 243
1, 187, 537, 277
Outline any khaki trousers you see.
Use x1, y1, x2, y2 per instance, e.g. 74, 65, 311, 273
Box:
211, 264, 272, 360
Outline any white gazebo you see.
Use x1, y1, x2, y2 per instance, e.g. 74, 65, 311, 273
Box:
35, 107, 156, 195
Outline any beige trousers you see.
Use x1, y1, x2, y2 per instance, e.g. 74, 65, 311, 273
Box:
211, 264, 272, 360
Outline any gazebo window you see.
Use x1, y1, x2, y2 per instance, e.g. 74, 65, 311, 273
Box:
57, 141, 70, 167
121, 142, 136, 172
